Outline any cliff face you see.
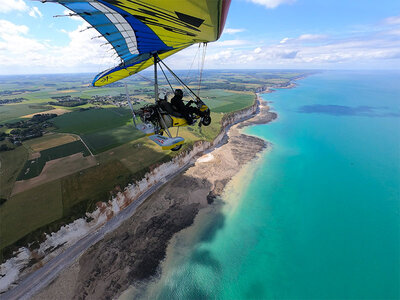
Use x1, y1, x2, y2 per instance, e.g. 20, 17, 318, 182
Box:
31, 95, 277, 300
0, 99, 259, 294
120, 100, 259, 213
70, 100, 266, 300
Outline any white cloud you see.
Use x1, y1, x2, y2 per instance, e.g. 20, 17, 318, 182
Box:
298, 34, 327, 41
239, 54, 255, 63
280, 34, 327, 44
0, 19, 117, 74
56, 22, 117, 67
213, 39, 248, 47
224, 28, 245, 34
0, 0, 28, 13
139, 18, 400, 70
384, 15, 400, 25
385, 29, 400, 36
63, 9, 82, 21
0, 0, 43, 19
0, 20, 28, 35
280, 37, 290, 44
2, 12, 399, 74
28, 7, 43, 18
0, 20, 45, 67
248, 0, 296, 9
209, 50, 233, 60
180, 24, 400, 69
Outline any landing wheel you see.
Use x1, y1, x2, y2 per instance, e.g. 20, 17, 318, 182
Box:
171, 144, 182, 151
155, 129, 164, 135
202, 115, 211, 126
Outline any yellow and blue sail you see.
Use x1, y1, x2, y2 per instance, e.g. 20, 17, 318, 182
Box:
47, 0, 231, 86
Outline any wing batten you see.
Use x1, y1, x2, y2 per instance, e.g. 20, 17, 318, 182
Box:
91, 1, 139, 56
97, 0, 171, 55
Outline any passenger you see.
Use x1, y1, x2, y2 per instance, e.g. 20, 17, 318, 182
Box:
170, 89, 198, 124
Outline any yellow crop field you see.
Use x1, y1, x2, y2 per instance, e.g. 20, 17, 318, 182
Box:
25, 133, 78, 152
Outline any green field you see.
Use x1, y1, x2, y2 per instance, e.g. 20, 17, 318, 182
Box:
52, 107, 144, 154
0, 180, 63, 251
17, 140, 90, 180
61, 160, 133, 214
82, 124, 143, 154
0, 146, 28, 198
201, 89, 255, 113
0, 103, 54, 124
52, 107, 131, 134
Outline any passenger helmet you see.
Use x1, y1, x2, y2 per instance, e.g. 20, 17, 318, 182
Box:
159, 91, 166, 100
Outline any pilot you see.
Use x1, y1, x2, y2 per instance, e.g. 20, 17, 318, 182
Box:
170, 89, 196, 124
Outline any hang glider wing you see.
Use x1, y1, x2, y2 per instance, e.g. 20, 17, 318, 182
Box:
47, 0, 231, 86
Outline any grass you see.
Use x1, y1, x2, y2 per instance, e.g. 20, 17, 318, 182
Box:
0, 153, 164, 259
52, 107, 144, 153
0, 180, 63, 250
0, 103, 54, 124
201, 89, 255, 113
80, 87, 130, 97
0, 146, 28, 199
17, 140, 90, 180
61, 160, 133, 214
96, 136, 164, 169
52, 107, 131, 134
82, 124, 144, 154
190, 112, 224, 141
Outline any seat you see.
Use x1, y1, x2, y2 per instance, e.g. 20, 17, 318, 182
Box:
158, 100, 184, 118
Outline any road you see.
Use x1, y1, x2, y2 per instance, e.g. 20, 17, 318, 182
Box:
2, 163, 191, 300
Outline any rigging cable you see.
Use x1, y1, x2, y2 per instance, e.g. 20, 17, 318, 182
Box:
158, 58, 199, 102
197, 42, 207, 96
184, 44, 201, 84
158, 62, 174, 92
135, 73, 154, 84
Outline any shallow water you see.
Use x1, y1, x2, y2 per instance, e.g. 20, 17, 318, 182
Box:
127, 71, 400, 299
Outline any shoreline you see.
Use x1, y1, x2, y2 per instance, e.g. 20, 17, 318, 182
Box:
129, 123, 274, 299
0, 99, 260, 296
32, 94, 277, 299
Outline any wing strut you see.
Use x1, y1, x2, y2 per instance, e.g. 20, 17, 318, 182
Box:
153, 54, 159, 103
125, 83, 136, 127
153, 54, 173, 138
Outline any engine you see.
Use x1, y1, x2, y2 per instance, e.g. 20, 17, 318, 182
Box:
136, 105, 158, 124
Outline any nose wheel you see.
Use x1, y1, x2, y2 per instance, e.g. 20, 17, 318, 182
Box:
171, 144, 182, 151
201, 114, 211, 126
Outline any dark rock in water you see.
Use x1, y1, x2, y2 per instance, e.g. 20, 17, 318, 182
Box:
73, 184, 202, 300
297, 104, 400, 117
207, 192, 216, 204
237, 108, 277, 129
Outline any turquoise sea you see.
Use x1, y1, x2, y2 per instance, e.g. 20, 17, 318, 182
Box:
137, 71, 400, 299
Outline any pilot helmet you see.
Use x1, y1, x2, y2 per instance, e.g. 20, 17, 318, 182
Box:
174, 89, 183, 97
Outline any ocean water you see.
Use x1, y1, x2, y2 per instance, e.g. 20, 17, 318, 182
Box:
136, 71, 400, 299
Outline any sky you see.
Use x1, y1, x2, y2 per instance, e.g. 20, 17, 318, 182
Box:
0, 0, 399, 75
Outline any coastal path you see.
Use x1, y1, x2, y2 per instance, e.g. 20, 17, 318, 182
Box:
2, 163, 191, 300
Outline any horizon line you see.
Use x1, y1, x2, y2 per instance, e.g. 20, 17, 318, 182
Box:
1, 69, 400, 77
